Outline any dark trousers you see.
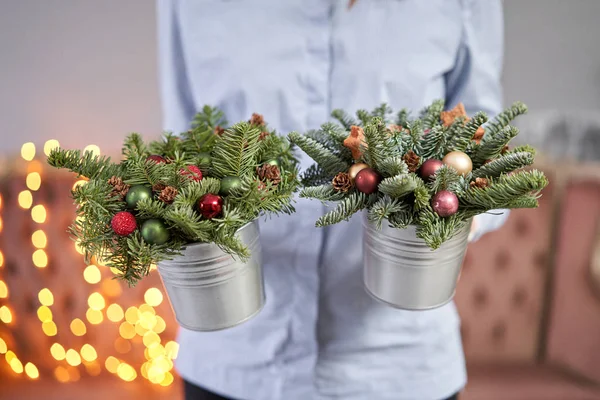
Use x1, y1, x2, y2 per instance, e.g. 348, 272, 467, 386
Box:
184, 380, 459, 400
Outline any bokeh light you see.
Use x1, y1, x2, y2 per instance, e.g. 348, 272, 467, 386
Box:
21, 142, 36, 161
43, 139, 60, 156
83, 144, 101, 157
0, 305, 13, 324
24, 362, 39, 379
31, 205, 47, 223
143, 331, 160, 348
125, 307, 140, 325
10, 357, 24, 374
117, 362, 137, 382
165, 341, 179, 359
26, 172, 41, 191
0, 338, 7, 354
85, 309, 103, 325
105, 356, 120, 373
144, 288, 163, 307
37, 306, 53, 323
32, 249, 48, 268
119, 322, 136, 340
160, 372, 174, 387
70, 318, 86, 336
38, 288, 54, 306
18, 190, 33, 209
54, 366, 69, 383
42, 321, 58, 336
107, 304, 124, 322
0, 280, 8, 298
31, 230, 47, 248
85, 361, 101, 376
50, 343, 66, 361
114, 338, 132, 354
65, 349, 81, 366
83, 265, 101, 284
80, 344, 97, 362
87, 292, 106, 310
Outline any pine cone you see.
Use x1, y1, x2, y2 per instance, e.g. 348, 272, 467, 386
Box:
158, 186, 178, 204
256, 164, 281, 185
152, 182, 166, 192
214, 126, 225, 136
249, 113, 265, 127
259, 131, 270, 141
107, 176, 130, 199
332, 172, 353, 192
402, 151, 420, 173
470, 177, 489, 189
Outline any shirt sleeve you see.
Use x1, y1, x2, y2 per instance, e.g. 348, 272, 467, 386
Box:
445, 0, 508, 241
156, 0, 197, 133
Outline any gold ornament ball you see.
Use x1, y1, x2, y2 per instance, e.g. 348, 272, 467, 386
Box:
348, 163, 369, 180
442, 151, 473, 175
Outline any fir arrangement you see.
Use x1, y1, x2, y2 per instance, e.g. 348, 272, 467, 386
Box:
289, 101, 548, 249
48, 107, 299, 285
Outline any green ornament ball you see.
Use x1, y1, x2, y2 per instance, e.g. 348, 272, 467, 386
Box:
141, 219, 170, 245
197, 152, 211, 165
125, 185, 153, 209
264, 158, 281, 168
219, 176, 242, 196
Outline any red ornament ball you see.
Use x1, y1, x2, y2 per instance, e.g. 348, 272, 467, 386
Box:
431, 190, 459, 217
355, 168, 381, 194
147, 155, 167, 164
198, 193, 223, 219
180, 165, 203, 182
419, 159, 444, 181
111, 211, 137, 236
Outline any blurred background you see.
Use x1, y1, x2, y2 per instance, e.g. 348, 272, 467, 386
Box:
1, 0, 600, 399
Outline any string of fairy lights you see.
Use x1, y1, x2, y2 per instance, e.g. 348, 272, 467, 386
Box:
0, 141, 179, 386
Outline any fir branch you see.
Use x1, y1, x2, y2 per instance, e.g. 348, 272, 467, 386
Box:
371, 103, 393, 123
362, 118, 400, 170
420, 99, 445, 129
301, 164, 332, 186
122, 133, 148, 158
388, 209, 414, 229
316, 192, 369, 227
368, 195, 407, 229
135, 198, 167, 219
416, 125, 446, 159
472, 125, 520, 165
377, 156, 409, 178
413, 179, 431, 211
47, 148, 120, 180
507, 144, 537, 157
163, 205, 213, 242
430, 165, 461, 192
447, 112, 488, 152
395, 108, 410, 127
484, 101, 528, 139
471, 152, 534, 178
192, 105, 227, 130
288, 132, 349, 175
356, 109, 372, 126
402, 119, 423, 153
416, 210, 466, 249
300, 184, 346, 203
211, 122, 262, 178
181, 124, 218, 156
331, 109, 358, 131
173, 178, 221, 208
379, 174, 419, 198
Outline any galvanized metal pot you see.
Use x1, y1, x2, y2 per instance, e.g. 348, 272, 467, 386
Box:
157, 220, 265, 331
363, 216, 471, 310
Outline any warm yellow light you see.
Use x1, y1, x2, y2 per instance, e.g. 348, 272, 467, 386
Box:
165, 341, 179, 360
0, 194, 2, 209
141, 362, 149, 379
125, 306, 140, 325
31, 205, 47, 223
149, 263, 157, 271
25, 362, 39, 379
143, 331, 161, 348
42, 321, 57, 336
5, 350, 16, 363
160, 371, 174, 387
147, 366, 165, 384
0, 251, 4, 267
50, 343, 66, 360
21, 142, 36, 161
152, 356, 170, 373
114, 337, 132, 354
117, 362, 137, 382
83, 144, 101, 157
65, 349, 81, 366
68, 367, 80, 382
0, 218, 3, 234
147, 344, 165, 359
0, 281, 8, 298
101, 278, 122, 297
87, 292, 106, 310
18, 190, 33, 209
10, 357, 24, 374
119, 322, 136, 339
85, 309, 103, 325
153, 316, 166, 334
74, 241, 85, 254
138, 304, 155, 315
32, 249, 48, 268
135, 322, 149, 337
70, 318, 86, 336
105, 356, 120, 373
37, 306, 53, 323
72, 180, 87, 191
0, 338, 7, 354
144, 348, 151, 360
43, 139, 60, 156
0, 305, 13, 324
83, 265, 101, 284
27, 160, 43, 174
85, 361, 101, 376
139, 312, 157, 330
144, 288, 164, 307
80, 344, 97, 362
38, 288, 54, 306
31, 230, 47, 249
54, 366, 70, 383
107, 303, 124, 322
26, 172, 41, 191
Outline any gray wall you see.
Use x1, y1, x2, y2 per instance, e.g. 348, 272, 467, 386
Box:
1, 0, 599, 156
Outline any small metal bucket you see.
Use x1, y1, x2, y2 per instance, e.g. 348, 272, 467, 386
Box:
363, 216, 471, 310
157, 220, 265, 331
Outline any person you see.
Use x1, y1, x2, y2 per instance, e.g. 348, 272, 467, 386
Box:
156, 1, 507, 399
